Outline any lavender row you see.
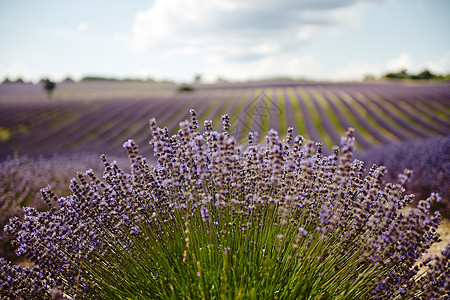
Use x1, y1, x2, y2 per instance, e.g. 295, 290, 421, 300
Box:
356, 87, 449, 135
291, 87, 322, 143
342, 90, 416, 141
72, 99, 165, 155
1, 82, 449, 160
303, 87, 342, 146
313, 87, 374, 149
39, 99, 148, 154
382, 86, 450, 127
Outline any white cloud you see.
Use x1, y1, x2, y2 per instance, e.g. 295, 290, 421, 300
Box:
111, 32, 131, 45
421, 52, 450, 74
127, 0, 391, 81
77, 22, 89, 32
130, 0, 384, 63
327, 52, 450, 81
385, 52, 450, 75
386, 53, 414, 72
208, 51, 450, 83
203, 53, 326, 82
0, 61, 33, 81
330, 61, 384, 80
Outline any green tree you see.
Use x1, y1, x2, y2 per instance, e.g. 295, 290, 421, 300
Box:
385, 69, 409, 79
194, 74, 202, 83
43, 78, 56, 98
416, 70, 435, 80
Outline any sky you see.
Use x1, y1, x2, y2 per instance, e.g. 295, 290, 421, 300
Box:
0, 0, 449, 83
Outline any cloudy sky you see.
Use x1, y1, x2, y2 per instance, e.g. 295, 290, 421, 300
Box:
0, 0, 449, 82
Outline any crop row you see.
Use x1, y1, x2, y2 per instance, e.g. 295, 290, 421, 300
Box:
0, 82, 449, 160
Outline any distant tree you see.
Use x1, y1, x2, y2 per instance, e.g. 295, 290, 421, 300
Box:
216, 77, 229, 83
43, 79, 56, 98
160, 79, 175, 84
385, 69, 409, 79
415, 70, 435, 80
178, 84, 194, 92
63, 76, 75, 83
382, 69, 447, 80
384, 73, 396, 79
81, 76, 118, 81
363, 74, 376, 81
1, 77, 12, 84
194, 74, 202, 83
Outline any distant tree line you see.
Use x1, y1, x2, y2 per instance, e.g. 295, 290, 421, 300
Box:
0, 76, 171, 85
0, 75, 177, 99
3, 70, 450, 86
1, 77, 75, 85
382, 69, 450, 80
80, 76, 152, 82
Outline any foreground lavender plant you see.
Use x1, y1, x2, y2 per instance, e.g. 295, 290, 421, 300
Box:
0, 153, 112, 262
1, 110, 448, 299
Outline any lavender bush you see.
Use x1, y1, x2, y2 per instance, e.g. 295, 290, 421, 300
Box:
0, 153, 118, 262
1, 110, 448, 299
357, 135, 449, 218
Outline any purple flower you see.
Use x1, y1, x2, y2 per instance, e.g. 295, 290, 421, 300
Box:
200, 207, 210, 223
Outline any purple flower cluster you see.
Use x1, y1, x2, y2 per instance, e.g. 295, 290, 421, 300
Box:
0, 153, 120, 262
357, 135, 449, 217
0, 109, 448, 299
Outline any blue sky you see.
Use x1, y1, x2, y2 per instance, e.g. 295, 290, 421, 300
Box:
0, 0, 449, 82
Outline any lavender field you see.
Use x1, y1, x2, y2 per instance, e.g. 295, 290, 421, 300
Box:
0, 80, 449, 219
1, 81, 449, 207
1, 80, 449, 298
1, 80, 449, 159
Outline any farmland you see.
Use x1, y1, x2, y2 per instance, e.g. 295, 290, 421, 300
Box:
1, 80, 449, 161
1, 79, 450, 298
0, 79, 449, 217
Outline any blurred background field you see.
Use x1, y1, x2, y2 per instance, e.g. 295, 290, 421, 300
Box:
1, 79, 449, 158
